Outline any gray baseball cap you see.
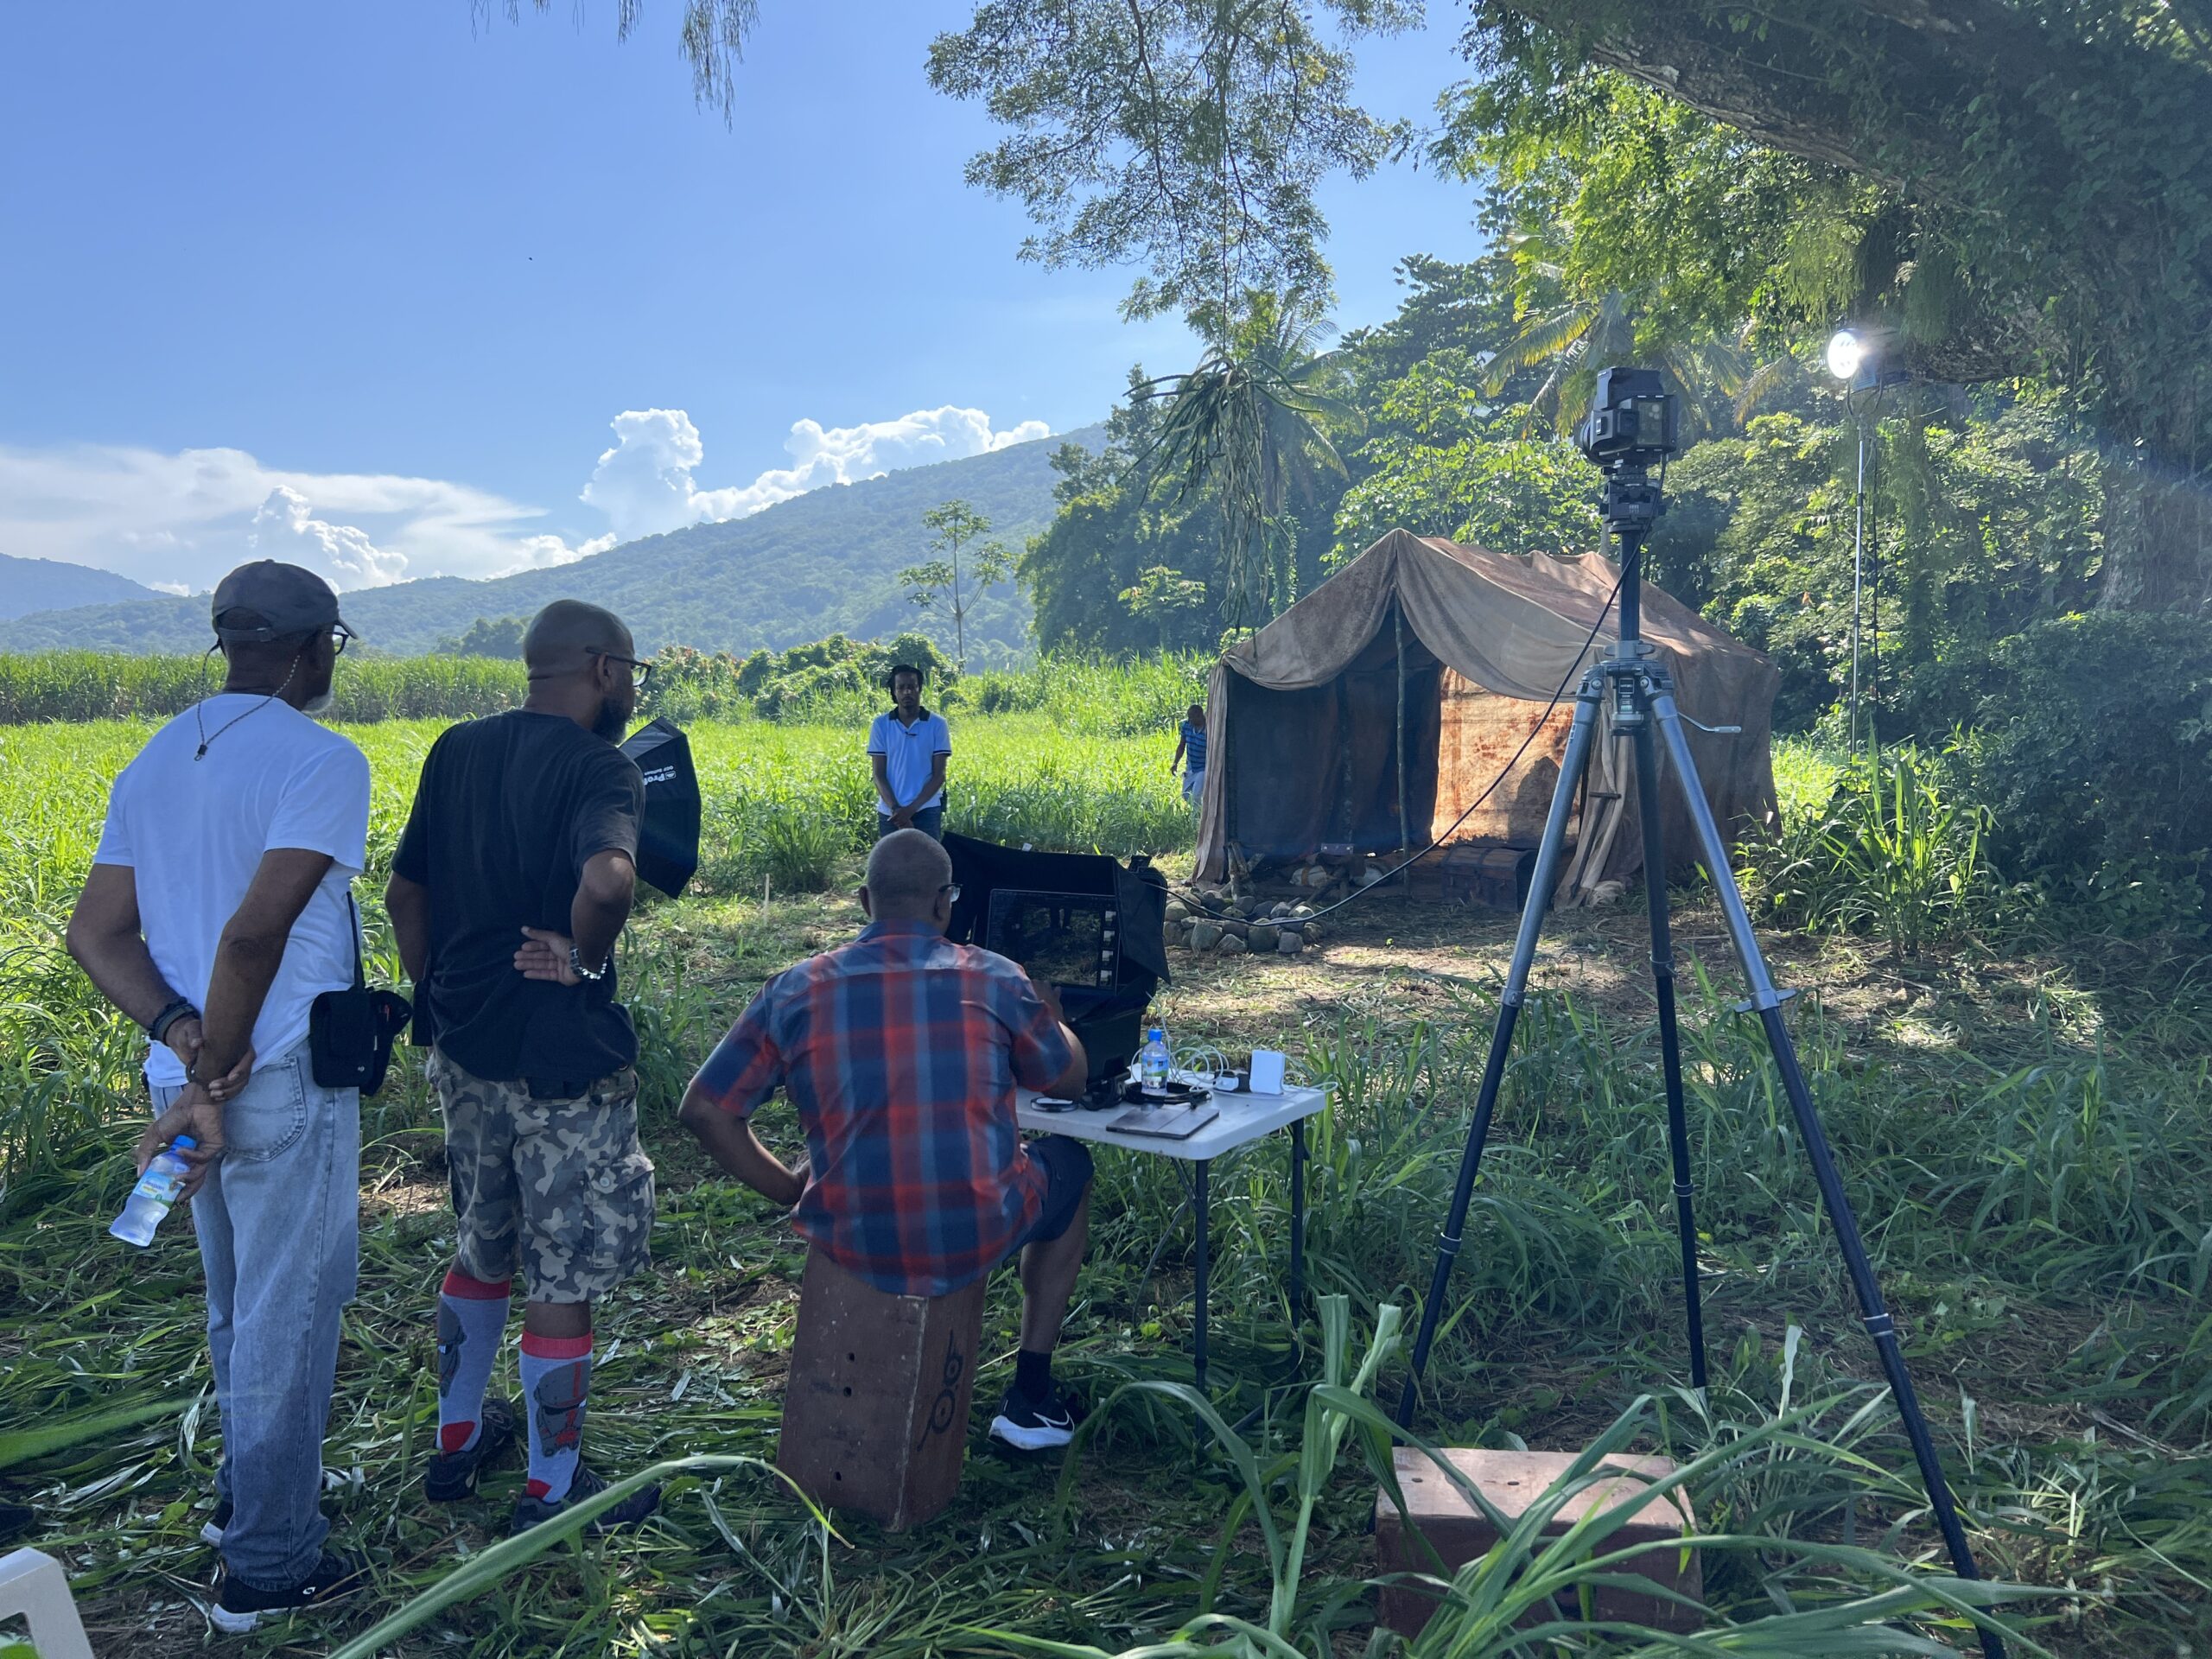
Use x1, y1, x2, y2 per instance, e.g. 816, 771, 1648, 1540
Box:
209, 561, 353, 645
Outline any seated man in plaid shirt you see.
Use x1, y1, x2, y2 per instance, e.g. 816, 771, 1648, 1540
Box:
678, 830, 1095, 1449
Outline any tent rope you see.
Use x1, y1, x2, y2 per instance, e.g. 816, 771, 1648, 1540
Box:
1172, 564, 1628, 930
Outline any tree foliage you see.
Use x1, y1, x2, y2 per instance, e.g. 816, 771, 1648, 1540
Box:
1453, 3, 2212, 609
492, 0, 759, 118
929, 0, 2211, 610
899, 499, 1016, 671
1135, 289, 1352, 626
927, 1, 1418, 320
435, 615, 531, 659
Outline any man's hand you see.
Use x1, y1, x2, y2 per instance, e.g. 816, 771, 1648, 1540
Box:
162, 1014, 205, 1075
780, 1154, 810, 1211
137, 1084, 224, 1201
195, 1044, 257, 1103
166, 1017, 254, 1098
890, 805, 915, 830
516, 927, 580, 985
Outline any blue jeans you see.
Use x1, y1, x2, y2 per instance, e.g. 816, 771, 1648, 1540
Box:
152, 1038, 359, 1589
877, 805, 944, 841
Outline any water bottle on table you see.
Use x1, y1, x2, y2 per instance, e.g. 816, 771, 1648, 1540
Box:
110, 1135, 198, 1247
1138, 1027, 1173, 1097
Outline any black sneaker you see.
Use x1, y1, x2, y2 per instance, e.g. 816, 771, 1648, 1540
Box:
989, 1383, 1083, 1451
208, 1549, 365, 1634
424, 1397, 520, 1503
200, 1497, 232, 1547
507, 1461, 661, 1538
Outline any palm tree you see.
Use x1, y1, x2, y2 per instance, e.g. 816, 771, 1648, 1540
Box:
1134, 290, 1357, 632
1479, 260, 1765, 442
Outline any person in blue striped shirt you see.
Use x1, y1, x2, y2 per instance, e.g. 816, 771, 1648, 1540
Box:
1171, 702, 1207, 809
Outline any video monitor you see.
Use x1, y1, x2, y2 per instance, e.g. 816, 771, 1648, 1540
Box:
984, 891, 1119, 989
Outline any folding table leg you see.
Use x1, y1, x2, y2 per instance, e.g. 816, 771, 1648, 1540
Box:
1193, 1159, 1211, 1394
1289, 1116, 1306, 1326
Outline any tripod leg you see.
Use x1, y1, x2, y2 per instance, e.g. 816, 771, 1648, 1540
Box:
1632, 720, 1708, 1392
1395, 680, 1603, 1429
1649, 694, 2004, 1659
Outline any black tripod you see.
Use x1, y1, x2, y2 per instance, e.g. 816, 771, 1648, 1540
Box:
1392, 449, 2004, 1658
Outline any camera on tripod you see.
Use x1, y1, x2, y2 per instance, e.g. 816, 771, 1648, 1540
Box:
1574, 367, 1680, 469
1575, 368, 1680, 536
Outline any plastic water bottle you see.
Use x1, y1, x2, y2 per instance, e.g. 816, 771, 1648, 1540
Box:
109, 1136, 197, 1247
1138, 1027, 1173, 1097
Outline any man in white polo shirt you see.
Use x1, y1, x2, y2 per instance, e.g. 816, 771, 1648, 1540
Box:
66, 561, 372, 1632
868, 663, 952, 841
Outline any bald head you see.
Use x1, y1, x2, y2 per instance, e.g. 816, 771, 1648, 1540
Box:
524, 600, 633, 679
863, 830, 954, 924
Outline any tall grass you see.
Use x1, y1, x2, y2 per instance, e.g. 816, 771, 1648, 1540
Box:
0, 712, 1192, 1192
686, 715, 1192, 898
0, 651, 528, 724
6, 696, 2211, 1652
0, 647, 1215, 741
1745, 745, 1999, 958
781, 652, 1214, 738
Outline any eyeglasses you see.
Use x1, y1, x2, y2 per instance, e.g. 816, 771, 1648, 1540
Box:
330, 624, 356, 655
594, 652, 655, 686
940, 883, 963, 903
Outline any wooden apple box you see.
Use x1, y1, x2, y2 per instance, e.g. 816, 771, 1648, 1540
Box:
1373, 1447, 1702, 1638
776, 1247, 988, 1531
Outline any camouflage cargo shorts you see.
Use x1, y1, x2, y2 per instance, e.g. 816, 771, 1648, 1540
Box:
427, 1046, 656, 1304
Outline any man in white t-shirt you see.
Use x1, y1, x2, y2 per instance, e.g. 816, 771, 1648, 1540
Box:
868, 663, 952, 840
66, 561, 372, 1633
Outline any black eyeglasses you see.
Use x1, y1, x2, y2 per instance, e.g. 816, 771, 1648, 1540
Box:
330, 624, 356, 655
594, 652, 655, 686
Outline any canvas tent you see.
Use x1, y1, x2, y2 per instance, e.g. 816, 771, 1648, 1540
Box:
1193, 529, 1781, 906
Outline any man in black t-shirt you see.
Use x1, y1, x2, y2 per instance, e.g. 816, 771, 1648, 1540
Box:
386, 600, 661, 1536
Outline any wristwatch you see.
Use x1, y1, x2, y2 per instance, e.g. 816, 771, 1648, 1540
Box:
569, 944, 608, 982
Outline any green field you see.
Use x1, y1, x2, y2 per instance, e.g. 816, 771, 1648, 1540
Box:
4, 708, 2209, 1656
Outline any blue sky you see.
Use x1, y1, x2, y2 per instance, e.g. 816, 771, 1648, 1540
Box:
0, 2, 1484, 594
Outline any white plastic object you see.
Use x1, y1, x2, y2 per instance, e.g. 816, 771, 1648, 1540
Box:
109, 1135, 198, 1247
0, 1549, 96, 1659
1138, 1028, 1172, 1096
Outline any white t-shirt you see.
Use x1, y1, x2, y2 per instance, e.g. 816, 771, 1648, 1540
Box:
867, 709, 952, 815
92, 694, 372, 1087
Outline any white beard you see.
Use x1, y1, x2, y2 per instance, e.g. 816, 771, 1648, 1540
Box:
302, 690, 334, 715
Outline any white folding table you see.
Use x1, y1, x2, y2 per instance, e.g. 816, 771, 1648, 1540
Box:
1017, 1077, 1330, 1392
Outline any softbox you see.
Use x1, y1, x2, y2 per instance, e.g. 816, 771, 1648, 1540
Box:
619, 717, 702, 899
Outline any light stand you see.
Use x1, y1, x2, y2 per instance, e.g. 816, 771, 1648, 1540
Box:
1393, 375, 2004, 1658
1849, 416, 1868, 757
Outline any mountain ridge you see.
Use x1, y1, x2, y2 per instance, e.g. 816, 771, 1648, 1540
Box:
0, 554, 160, 621
0, 425, 1101, 658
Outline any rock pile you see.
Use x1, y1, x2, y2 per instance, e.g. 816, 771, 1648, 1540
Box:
1165, 891, 1325, 958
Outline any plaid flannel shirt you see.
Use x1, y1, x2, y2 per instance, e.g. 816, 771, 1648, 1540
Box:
693, 918, 1076, 1296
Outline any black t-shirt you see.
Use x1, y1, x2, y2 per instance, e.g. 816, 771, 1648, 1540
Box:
392, 709, 645, 1085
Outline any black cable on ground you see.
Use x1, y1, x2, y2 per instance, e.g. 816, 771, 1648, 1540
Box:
1172, 562, 1630, 930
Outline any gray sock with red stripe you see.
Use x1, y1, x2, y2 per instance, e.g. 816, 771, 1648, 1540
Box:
519, 1330, 594, 1502
436, 1268, 512, 1454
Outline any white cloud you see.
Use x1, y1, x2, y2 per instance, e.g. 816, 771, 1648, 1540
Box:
0, 442, 609, 594
581, 405, 1052, 542
249, 486, 409, 588
0, 402, 1053, 602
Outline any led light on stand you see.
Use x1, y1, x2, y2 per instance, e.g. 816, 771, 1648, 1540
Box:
1825, 328, 1866, 382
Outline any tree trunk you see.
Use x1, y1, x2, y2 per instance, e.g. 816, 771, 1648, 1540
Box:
2097, 450, 2212, 614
